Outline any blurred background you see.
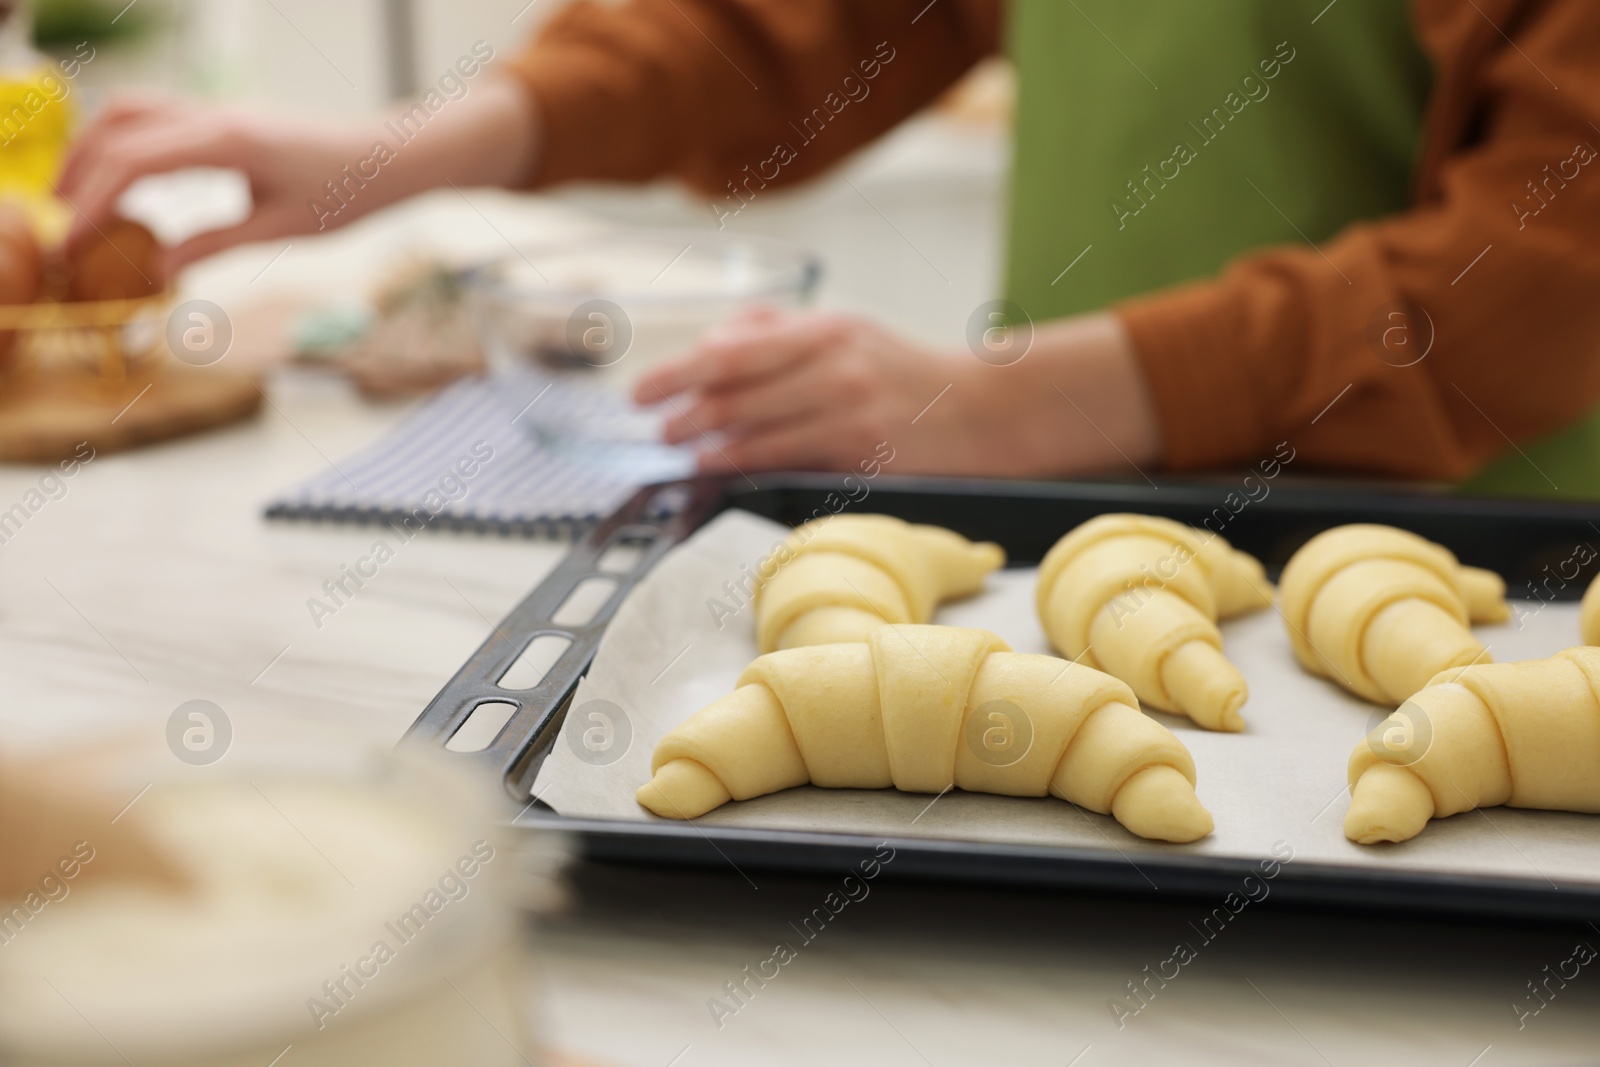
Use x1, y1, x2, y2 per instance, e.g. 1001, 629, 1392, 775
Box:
46, 0, 1009, 349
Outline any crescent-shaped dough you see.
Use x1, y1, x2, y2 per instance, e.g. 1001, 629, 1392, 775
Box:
753, 514, 1004, 651
1345, 647, 1600, 843
637, 625, 1213, 843
1035, 514, 1272, 732
1581, 572, 1600, 646
1278, 524, 1508, 704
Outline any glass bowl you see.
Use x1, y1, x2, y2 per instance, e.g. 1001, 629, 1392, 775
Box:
465, 228, 822, 384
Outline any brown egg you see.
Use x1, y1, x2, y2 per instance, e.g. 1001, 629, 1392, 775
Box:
66, 217, 166, 302
0, 202, 42, 307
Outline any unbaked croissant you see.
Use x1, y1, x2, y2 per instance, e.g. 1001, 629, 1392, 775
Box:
1581, 573, 1600, 646
1035, 514, 1272, 732
1278, 524, 1509, 705
637, 625, 1213, 842
1345, 647, 1600, 843
753, 514, 1004, 652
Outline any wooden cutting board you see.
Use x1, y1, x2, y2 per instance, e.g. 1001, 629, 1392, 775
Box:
0, 361, 262, 462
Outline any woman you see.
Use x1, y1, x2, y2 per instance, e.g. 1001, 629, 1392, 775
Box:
60, 0, 1600, 494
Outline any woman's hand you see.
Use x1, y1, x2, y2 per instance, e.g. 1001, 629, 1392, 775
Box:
631, 308, 1164, 478
57, 79, 539, 273
634, 309, 974, 474
59, 95, 374, 271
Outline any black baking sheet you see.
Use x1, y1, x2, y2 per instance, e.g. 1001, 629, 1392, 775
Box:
402, 474, 1600, 921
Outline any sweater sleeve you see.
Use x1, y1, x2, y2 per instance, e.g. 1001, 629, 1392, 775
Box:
507, 0, 1003, 195
1116, 0, 1600, 480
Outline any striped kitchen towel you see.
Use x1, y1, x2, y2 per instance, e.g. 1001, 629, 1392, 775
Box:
264, 370, 695, 535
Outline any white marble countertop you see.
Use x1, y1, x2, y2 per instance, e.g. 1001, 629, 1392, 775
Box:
0, 365, 564, 755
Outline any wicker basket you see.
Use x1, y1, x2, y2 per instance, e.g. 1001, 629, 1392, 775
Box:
0, 290, 263, 462
0, 291, 172, 389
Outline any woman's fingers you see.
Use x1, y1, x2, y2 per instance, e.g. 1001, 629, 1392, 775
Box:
58, 95, 181, 179
633, 310, 996, 475
164, 202, 305, 273
696, 416, 839, 473
59, 104, 199, 204
661, 359, 837, 444
58, 94, 184, 190
632, 311, 848, 403
64, 120, 254, 245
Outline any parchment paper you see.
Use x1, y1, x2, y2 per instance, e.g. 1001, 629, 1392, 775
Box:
532, 510, 1600, 885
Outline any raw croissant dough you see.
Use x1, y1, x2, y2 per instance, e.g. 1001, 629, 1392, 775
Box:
637, 625, 1213, 843
1036, 514, 1272, 732
1582, 572, 1600, 646
1345, 648, 1600, 843
753, 514, 1005, 652
1278, 524, 1509, 705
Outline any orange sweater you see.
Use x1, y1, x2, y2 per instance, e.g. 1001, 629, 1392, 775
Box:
509, 0, 1600, 480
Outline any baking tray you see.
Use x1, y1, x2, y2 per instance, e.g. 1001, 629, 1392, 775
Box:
400, 474, 1600, 920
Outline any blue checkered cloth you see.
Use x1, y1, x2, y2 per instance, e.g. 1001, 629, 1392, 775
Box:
264, 371, 694, 535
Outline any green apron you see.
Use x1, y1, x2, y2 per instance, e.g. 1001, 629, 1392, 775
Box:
1003, 0, 1598, 498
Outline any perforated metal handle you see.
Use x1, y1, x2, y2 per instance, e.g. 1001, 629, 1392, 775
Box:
399, 476, 730, 799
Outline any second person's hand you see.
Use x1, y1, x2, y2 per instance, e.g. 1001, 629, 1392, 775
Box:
59, 94, 390, 271
57, 78, 540, 273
